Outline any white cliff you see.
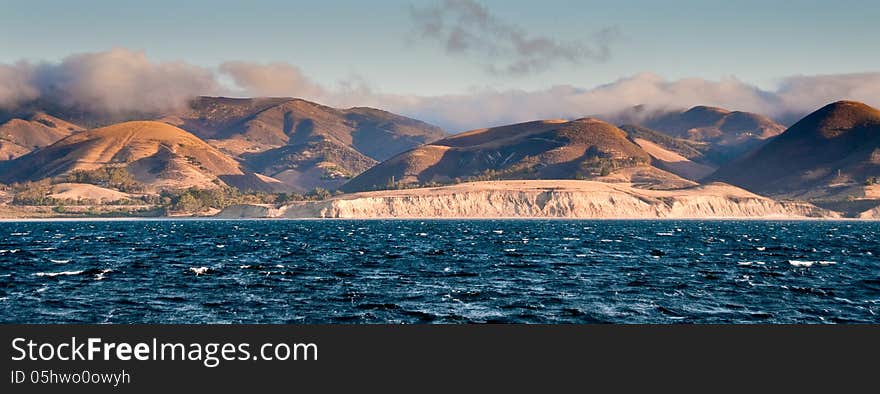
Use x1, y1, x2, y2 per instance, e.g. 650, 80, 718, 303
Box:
217, 180, 836, 219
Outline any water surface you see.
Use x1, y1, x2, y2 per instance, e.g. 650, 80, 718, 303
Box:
1, 219, 878, 323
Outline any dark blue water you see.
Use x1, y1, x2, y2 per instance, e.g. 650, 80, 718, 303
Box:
1, 219, 878, 323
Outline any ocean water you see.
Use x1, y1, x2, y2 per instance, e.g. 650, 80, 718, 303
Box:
0, 219, 878, 324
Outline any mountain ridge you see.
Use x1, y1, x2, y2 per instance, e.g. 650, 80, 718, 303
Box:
162, 96, 446, 191
709, 100, 880, 201
341, 117, 696, 192
0, 112, 84, 160
0, 121, 250, 190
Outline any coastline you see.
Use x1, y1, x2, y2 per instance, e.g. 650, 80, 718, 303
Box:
5, 181, 879, 221
215, 180, 845, 220
1, 216, 876, 222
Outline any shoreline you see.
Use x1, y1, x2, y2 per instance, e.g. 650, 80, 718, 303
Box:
1, 216, 877, 222
4, 180, 878, 221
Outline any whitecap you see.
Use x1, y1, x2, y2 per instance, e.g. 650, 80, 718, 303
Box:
656, 232, 674, 236
94, 269, 112, 281
818, 261, 837, 266
755, 247, 766, 251
492, 230, 504, 234
190, 267, 210, 276
216, 244, 225, 248
35, 270, 84, 277
788, 260, 815, 267
50, 259, 71, 264
738, 262, 753, 266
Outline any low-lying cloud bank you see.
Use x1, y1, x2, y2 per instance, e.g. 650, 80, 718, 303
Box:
1, 48, 879, 132
0, 49, 220, 114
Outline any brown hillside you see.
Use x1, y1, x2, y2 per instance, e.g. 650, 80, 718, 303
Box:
710, 101, 880, 199
161, 97, 445, 191
342, 118, 694, 192
0, 113, 84, 160
0, 121, 247, 190
644, 106, 785, 163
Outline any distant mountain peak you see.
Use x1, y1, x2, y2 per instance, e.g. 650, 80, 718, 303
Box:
161, 96, 446, 191
685, 105, 731, 115
342, 117, 695, 193
633, 104, 786, 164
794, 100, 880, 138
710, 100, 880, 200
0, 121, 244, 189
571, 117, 607, 124
0, 113, 84, 160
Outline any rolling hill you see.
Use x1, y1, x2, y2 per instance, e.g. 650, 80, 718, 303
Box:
160, 97, 446, 191
341, 118, 696, 192
0, 121, 276, 191
640, 106, 786, 163
0, 112, 84, 160
709, 101, 880, 203
618, 124, 717, 180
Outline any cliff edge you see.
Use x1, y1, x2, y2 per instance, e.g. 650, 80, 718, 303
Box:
218, 180, 836, 219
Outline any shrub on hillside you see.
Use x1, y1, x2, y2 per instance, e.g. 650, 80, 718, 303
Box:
65, 167, 145, 193
11, 180, 54, 205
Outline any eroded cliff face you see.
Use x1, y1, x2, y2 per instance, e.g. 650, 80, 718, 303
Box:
858, 206, 880, 219
218, 180, 837, 219
216, 204, 281, 218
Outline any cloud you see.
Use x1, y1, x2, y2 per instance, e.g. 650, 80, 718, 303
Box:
409, 0, 619, 75
367, 72, 880, 132
367, 73, 775, 131
1, 49, 879, 133
776, 73, 880, 115
219, 61, 326, 98
0, 48, 220, 114
0, 63, 39, 109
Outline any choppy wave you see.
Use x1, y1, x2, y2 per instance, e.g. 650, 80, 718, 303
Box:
35, 270, 84, 277
35, 268, 112, 280
1, 219, 879, 323
190, 267, 215, 276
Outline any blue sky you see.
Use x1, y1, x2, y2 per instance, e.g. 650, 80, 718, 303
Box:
3, 0, 878, 95
2, 0, 879, 131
